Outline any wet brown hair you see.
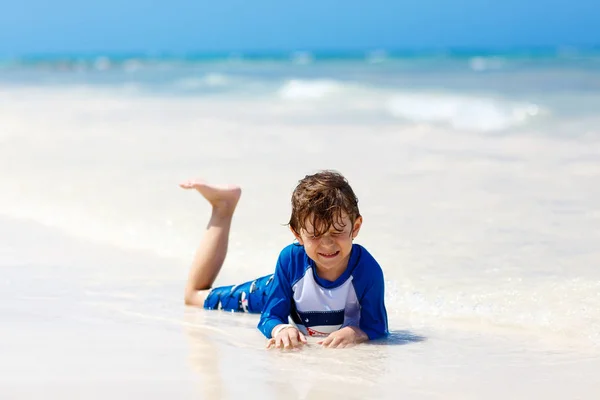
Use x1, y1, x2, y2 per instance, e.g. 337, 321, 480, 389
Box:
288, 170, 360, 237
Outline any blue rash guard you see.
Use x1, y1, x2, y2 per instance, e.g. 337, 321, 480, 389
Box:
204, 243, 389, 340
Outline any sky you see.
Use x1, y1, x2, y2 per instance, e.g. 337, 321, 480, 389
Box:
1, 0, 599, 56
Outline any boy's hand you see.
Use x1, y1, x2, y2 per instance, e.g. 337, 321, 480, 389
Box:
317, 326, 369, 348
266, 325, 307, 350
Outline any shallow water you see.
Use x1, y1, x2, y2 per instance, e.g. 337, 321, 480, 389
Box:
1, 55, 599, 398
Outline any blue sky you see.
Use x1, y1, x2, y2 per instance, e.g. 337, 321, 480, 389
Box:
1, 0, 599, 55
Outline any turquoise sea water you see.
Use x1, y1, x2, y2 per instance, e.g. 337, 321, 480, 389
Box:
3, 49, 600, 133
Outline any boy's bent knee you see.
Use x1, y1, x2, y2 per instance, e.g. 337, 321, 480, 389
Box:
184, 289, 210, 307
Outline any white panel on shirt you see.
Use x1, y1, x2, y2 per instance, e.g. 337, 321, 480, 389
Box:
291, 267, 361, 337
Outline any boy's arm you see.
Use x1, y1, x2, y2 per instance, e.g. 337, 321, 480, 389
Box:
357, 264, 389, 340
257, 254, 294, 339
318, 261, 388, 348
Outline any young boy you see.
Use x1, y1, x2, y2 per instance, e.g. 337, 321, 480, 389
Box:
181, 170, 388, 349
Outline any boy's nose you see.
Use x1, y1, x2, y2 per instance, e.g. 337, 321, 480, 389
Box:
321, 235, 334, 246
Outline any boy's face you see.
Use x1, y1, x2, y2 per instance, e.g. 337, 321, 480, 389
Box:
292, 211, 363, 278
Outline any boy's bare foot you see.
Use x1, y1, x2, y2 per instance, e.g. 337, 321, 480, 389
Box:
179, 179, 242, 215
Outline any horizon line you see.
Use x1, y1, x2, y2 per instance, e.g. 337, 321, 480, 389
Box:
2, 44, 600, 62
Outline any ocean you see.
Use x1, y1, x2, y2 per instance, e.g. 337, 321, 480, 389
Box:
1, 50, 599, 399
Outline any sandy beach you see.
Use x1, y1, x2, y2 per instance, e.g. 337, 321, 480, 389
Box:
1, 58, 600, 398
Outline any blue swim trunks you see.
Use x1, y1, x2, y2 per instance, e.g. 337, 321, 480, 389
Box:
203, 274, 274, 313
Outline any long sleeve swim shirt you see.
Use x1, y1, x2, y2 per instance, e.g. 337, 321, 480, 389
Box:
258, 243, 389, 340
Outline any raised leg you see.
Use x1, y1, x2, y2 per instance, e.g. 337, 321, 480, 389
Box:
180, 179, 242, 307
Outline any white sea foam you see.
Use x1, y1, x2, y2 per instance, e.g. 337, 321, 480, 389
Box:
469, 56, 506, 71
276, 79, 544, 131
175, 73, 231, 89
387, 93, 542, 131
278, 79, 345, 100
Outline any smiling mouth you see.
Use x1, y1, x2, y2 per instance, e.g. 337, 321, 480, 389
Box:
318, 251, 340, 258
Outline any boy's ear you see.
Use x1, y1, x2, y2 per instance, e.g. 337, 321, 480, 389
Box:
290, 226, 304, 245
351, 216, 363, 239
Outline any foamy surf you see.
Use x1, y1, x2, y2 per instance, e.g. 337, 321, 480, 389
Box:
175, 73, 232, 89
387, 93, 542, 131
278, 79, 345, 99
274, 78, 546, 131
